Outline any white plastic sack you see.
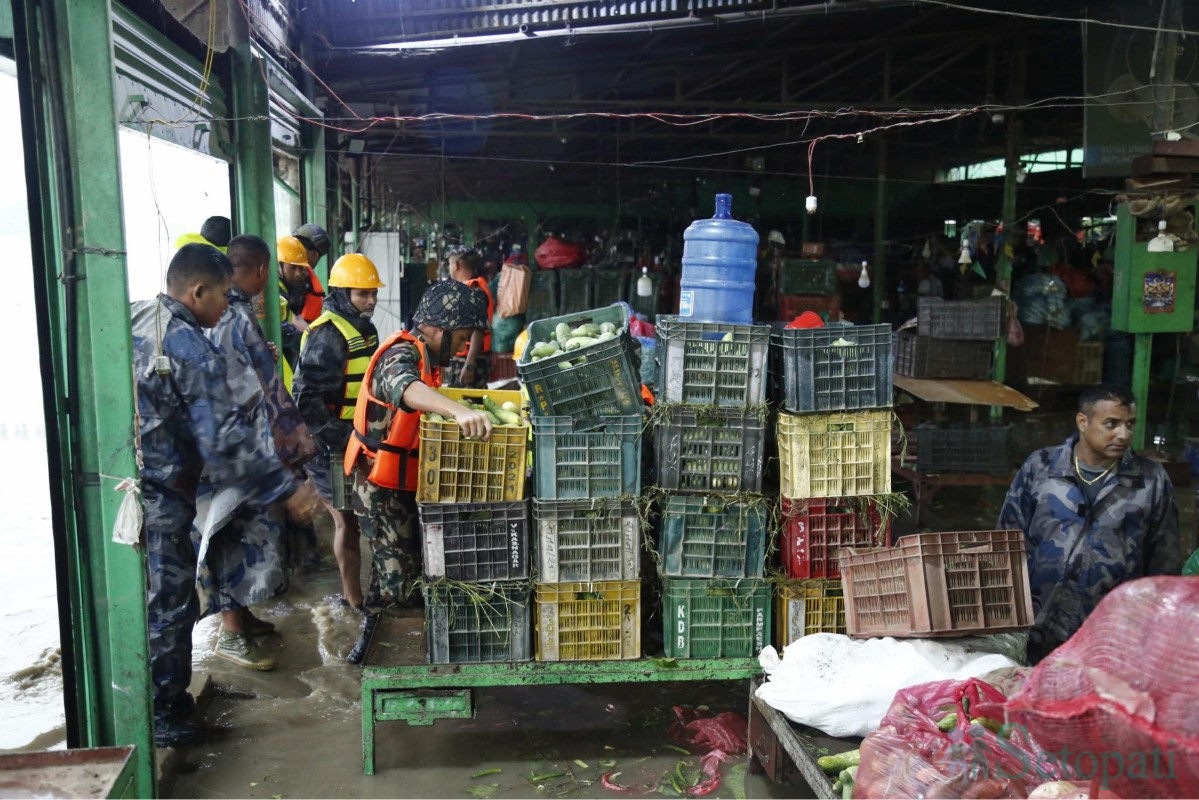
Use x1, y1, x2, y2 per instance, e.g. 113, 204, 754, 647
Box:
754, 634, 1019, 738
112, 478, 142, 546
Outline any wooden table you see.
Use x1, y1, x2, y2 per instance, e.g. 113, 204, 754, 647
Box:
892, 456, 1015, 526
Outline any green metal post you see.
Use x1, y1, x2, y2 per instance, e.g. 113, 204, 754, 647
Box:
303, 125, 330, 281
350, 159, 361, 253
1132, 333, 1151, 450
231, 43, 281, 348
12, 0, 154, 791
872, 138, 887, 324
991, 118, 1021, 420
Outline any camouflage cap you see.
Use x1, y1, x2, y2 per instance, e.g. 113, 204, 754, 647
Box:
413, 280, 490, 331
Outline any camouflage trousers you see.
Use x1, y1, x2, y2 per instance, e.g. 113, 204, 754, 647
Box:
352, 473, 420, 616
192, 501, 288, 619
144, 483, 200, 723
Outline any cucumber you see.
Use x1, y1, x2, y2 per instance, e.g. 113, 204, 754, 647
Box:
554, 323, 572, 351
483, 396, 522, 426
600, 321, 616, 335
565, 336, 600, 351
571, 323, 601, 338
501, 401, 519, 413
596, 331, 616, 342
530, 341, 560, 359
817, 749, 860, 774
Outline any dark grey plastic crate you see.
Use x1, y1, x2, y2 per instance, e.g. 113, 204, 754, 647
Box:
655, 316, 770, 407
419, 501, 530, 582
654, 406, 768, 493
423, 582, 532, 664
893, 330, 994, 380
917, 297, 1005, 340
773, 324, 893, 413
778, 259, 838, 296
915, 425, 1012, 475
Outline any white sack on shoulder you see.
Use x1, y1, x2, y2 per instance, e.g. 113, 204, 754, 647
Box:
755, 634, 1018, 738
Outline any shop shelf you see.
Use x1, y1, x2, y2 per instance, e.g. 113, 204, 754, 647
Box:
535, 580, 640, 661
775, 580, 846, 648
423, 582, 533, 664
774, 324, 892, 413
777, 410, 891, 499
416, 387, 528, 503
915, 424, 1011, 475
781, 496, 891, 580
660, 494, 767, 579
531, 415, 643, 499
917, 296, 1005, 340
778, 259, 838, 296
419, 501, 530, 582
840, 529, 1034, 638
662, 578, 771, 659
533, 499, 641, 583
777, 294, 841, 323
517, 304, 644, 419
592, 269, 629, 308
527, 269, 559, 323
893, 330, 994, 380
655, 316, 769, 407
557, 269, 595, 316
654, 406, 768, 494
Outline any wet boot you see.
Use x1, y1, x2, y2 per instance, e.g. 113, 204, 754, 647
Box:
213, 629, 277, 671
154, 717, 203, 748
242, 609, 276, 636
347, 613, 380, 665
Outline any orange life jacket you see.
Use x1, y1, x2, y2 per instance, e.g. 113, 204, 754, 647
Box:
455, 276, 494, 356
301, 266, 325, 323
343, 331, 439, 491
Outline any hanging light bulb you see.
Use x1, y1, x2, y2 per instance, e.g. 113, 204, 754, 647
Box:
958, 246, 973, 265
921, 239, 932, 260
637, 266, 653, 297
857, 260, 871, 289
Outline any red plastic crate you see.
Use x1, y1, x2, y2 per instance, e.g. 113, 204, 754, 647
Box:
489, 351, 517, 381
840, 530, 1034, 638
781, 497, 891, 580
778, 294, 842, 323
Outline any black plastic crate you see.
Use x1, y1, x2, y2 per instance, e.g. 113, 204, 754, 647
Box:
424, 582, 532, 664
592, 269, 629, 308
527, 269, 559, 323
778, 259, 838, 296
915, 424, 1012, 475
655, 316, 770, 407
419, 502, 530, 581
893, 330, 994, 380
917, 297, 1005, 340
773, 324, 892, 413
557, 270, 594, 316
654, 406, 768, 493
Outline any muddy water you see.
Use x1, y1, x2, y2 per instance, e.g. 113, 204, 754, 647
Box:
176, 557, 797, 800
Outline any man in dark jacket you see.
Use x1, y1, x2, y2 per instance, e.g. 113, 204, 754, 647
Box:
998, 384, 1180, 664
133, 244, 316, 746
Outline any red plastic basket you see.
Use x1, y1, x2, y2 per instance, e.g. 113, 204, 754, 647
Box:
781, 497, 891, 580
489, 352, 517, 381
778, 294, 842, 323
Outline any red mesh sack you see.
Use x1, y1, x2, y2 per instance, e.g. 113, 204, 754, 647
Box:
533, 236, 587, 269
855, 678, 1074, 799
1006, 577, 1199, 798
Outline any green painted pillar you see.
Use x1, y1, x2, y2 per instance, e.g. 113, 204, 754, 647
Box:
1132, 333, 1152, 450
991, 119, 1021, 420
231, 43, 281, 348
303, 124, 331, 281
12, 0, 154, 791
872, 139, 887, 324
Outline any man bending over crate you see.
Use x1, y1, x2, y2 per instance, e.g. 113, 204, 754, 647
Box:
998, 383, 1180, 665
341, 280, 493, 663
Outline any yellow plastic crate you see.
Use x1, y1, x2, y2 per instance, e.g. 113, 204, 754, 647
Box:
535, 580, 640, 661
777, 410, 891, 499
416, 387, 528, 503
774, 580, 845, 649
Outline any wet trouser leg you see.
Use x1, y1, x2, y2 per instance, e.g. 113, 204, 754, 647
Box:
357, 488, 420, 616
144, 485, 200, 724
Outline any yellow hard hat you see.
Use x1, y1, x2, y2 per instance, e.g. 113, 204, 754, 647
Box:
328, 253, 385, 289
277, 236, 309, 267
175, 232, 227, 254
513, 329, 530, 360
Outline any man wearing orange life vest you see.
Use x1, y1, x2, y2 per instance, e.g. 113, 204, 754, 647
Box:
442, 247, 494, 389
341, 280, 492, 664
292, 222, 330, 323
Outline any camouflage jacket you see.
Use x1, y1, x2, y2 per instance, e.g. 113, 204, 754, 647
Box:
351, 335, 427, 508
132, 294, 296, 506
208, 286, 314, 468
292, 292, 379, 453
997, 434, 1180, 662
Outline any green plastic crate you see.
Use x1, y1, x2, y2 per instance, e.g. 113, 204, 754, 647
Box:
423, 582, 533, 664
527, 269, 559, 324
557, 270, 594, 316
531, 415, 644, 499
663, 578, 771, 658
661, 495, 767, 579
779, 259, 838, 296
517, 304, 643, 419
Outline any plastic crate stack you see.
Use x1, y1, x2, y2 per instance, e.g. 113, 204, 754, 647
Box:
898, 297, 1011, 474
771, 323, 895, 648
776, 259, 842, 323
415, 387, 533, 664
518, 304, 647, 661
653, 317, 773, 659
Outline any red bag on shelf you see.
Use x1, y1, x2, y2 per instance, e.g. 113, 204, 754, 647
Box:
534, 236, 587, 269
854, 678, 1074, 799
1006, 577, 1199, 799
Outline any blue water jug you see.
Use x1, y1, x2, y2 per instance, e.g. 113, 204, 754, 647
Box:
679, 193, 759, 324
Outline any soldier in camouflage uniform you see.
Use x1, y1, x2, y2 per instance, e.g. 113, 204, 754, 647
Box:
132, 244, 317, 747
998, 384, 1180, 665
194, 235, 317, 671
343, 280, 492, 663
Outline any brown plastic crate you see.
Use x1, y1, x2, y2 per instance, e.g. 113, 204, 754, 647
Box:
840, 530, 1033, 638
